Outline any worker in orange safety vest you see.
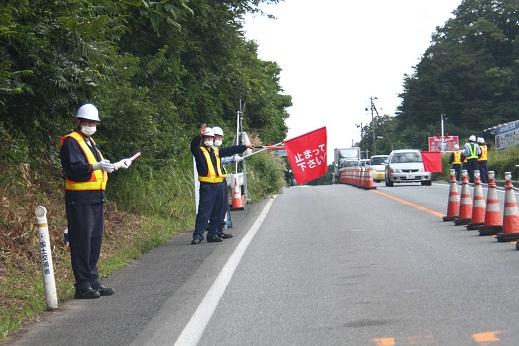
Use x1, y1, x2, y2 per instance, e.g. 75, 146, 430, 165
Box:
449, 144, 462, 182
190, 123, 254, 244
60, 104, 134, 299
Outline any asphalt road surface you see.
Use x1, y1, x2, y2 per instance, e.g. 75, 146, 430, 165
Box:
9, 182, 519, 345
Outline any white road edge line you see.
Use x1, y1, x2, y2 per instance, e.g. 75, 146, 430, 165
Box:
174, 195, 277, 346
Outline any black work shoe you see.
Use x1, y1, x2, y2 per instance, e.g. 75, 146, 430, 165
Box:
191, 239, 202, 245
75, 288, 101, 299
95, 285, 115, 296
207, 236, 223, 243
217, 232, 233, 239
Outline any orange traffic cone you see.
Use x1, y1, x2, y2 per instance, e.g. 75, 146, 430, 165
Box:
363, 167, 377, 190
479, 171, 502, 236
357, 167, 364, 188
443, 169, 460, 221
467, 170, 486, 230
496, 172, 519, 242
231, 177, 244, 210
454, 170, 472, 225
354, 167, 360, 187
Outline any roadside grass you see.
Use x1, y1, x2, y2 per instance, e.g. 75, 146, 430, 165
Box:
0, 163, 196, 343
0, 210, 194, 343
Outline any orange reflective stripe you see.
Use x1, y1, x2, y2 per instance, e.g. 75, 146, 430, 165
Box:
65, 181, 107, 190
60, 131, 108, 191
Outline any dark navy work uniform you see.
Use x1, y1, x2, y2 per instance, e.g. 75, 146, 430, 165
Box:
191, 135, 246, 241
60, 130, 107, 291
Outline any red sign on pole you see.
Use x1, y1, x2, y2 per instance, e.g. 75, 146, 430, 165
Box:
284, 127, 327, 185
428, 136, 459, 152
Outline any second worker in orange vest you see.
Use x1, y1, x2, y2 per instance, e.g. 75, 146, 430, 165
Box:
449, 144, 462, 182
477, 137, 489, 183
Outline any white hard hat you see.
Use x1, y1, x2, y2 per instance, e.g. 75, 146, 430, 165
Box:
477, 137, 484, 144
454, 144, 459, 149
469, 135, 476, 142
203, 127, 215, 137
76, 104, 100, 122
213, 126, 224, 136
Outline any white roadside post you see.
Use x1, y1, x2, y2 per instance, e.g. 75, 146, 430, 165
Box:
34, 206, 58, 310
193, 157, 200, 214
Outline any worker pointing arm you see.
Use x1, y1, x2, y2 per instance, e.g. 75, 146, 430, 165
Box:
190, 124, 253, 244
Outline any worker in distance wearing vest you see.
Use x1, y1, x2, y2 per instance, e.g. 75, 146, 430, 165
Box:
449, 144, 462, 182
477, 137, 489, 183
212, 126, 243, 239
462, 134, 481, 183
60, 104, 134, 299
191, 124, 254, 244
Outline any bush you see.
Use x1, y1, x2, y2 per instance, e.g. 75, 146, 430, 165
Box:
245, 152, 286, 201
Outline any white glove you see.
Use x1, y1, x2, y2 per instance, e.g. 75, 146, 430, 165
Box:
233, 155, 243, 162
92, 159, 115, 173
114, 158, 132, 171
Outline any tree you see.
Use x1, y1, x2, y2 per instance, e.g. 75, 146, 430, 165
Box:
396, 0, 519, 149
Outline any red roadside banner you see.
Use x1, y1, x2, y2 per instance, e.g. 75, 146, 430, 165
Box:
284, 127, 327, 184
421, 151, 442, 172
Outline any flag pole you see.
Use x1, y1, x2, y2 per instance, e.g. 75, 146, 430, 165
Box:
242, 142, 284, 159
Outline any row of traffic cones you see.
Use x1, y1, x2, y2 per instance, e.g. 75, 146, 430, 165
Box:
339, 167, 376, 190
443, 169, 519, 247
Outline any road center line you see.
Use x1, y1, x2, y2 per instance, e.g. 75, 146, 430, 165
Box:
174, 195, 277, 346
371, 190, 445, 217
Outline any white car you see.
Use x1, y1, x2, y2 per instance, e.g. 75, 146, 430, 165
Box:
385, 149, 432, 186
369, 155, 389, 182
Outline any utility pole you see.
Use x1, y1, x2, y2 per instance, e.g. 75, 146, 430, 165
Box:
369, 97, 377, 156
355, 122, 363, 148
441, 113, 446, 156
237, 100, 250, 203
371, 100, 393, 152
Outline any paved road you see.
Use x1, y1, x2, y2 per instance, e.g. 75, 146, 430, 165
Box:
9, 182, 519, 345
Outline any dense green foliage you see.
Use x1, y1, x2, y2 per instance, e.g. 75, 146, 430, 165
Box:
358, 0, 519, 156
0, 0, 291, 173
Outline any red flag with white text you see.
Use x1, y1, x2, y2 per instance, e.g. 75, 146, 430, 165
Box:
284, 127, 327, 185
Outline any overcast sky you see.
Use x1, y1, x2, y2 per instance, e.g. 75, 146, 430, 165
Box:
243, 0, 461, 163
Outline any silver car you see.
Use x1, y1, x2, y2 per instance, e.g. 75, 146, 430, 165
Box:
385, 149, 432, 186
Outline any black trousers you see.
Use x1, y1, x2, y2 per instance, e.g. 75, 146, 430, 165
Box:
451, 164, 462, 182
66, 203, 104, 290
466, 158, 480, 183
479, 160, 488, 183
193, 182, 224, 240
